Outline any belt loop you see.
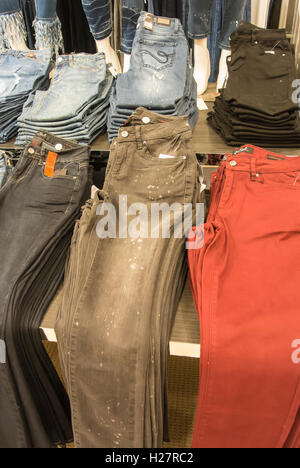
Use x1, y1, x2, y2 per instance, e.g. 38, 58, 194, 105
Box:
135, 126, 143, 150
250, 157, 256, 180
250, 157, 263, 183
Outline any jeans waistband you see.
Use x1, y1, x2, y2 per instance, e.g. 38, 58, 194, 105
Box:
230, 23, 287, 45
137, 11, 183, 36
226, 145, 300, 173
0, 49, 52, 61
23, 131, 90, 163
54, 52, 106, 68
115, 107, 192, 145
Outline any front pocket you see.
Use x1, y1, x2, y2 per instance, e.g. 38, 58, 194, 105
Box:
139, 39, 176, 72
253, 171, 300, 191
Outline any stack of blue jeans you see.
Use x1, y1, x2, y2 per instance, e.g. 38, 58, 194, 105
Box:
16, 53, 114, 146
0, 49, 52, 143
108, 12, 198, 141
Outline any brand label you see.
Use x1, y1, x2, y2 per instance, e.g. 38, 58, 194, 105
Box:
157, 17, 171, 27
143, 13, 154, 31
233, 146, 254, 155
45, 151, 58, 177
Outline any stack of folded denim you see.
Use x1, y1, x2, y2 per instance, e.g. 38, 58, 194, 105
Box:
108, 12, 198, 141
0, 131, 92, 448
0, 49, 52, 143
56, 108, 205, 448
208, 22, 300, 147
16, 53, 114, 146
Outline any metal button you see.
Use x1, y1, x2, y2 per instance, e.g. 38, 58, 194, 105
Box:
142, 117, 151, 124
55, 143, 63, 151
230, 160, 237, 167
121, 131, 129, 138
57, 57, 63, 63
28, 147, 35, 154
256, 173, 260, 178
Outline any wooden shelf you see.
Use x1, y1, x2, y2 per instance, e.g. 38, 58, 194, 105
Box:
2, 103, 300, 156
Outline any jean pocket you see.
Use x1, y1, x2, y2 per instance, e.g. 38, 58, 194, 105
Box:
139, 39, 176, 72
10, 157, 36, 184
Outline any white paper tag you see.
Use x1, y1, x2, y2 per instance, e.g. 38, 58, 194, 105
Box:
159, 154, 187, 160
0, 339, 6, 364
265, 51, 276, 55
197, 98, 209, 110
159, 154, 176, 159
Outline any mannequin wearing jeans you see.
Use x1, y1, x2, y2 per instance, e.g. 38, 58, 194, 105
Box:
34, 0, 64, 54
0, 0, 28, 50
188, 0, 248, 96
33, 0, 144, 74
82, 0, 144, 73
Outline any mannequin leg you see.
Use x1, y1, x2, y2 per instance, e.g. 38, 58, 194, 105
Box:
121, 0, 144, 72
95, 37, 122, 76
81, 0, 122, 75
188, 0, 213, 97
216, 48, 231, 91
193, 38, 211, 97
0, 1, 28, 50
34, 0, 64, 54
217, 0, 248, 90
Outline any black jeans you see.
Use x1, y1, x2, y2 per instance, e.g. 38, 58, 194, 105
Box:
0, 131, 92, 447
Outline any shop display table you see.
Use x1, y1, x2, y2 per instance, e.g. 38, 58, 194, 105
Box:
3, 96, 300, 359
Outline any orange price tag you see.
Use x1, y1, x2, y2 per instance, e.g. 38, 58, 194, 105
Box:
45, 151, 58, 178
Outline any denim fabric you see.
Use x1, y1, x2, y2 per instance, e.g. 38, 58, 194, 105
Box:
108, 12, 198, 141
208, 0, 251, 81
0, 49, 52, 143
16, 53, 114, 145
56, 107, 203, 448
0, 131, 91, 448
121, 0, 145, 54
35, 0, 57, 20
81, 0, 112, 41
188, 0, 247, 49
0, 0, 19, 15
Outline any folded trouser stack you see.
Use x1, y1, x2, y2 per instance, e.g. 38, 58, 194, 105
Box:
0, 49, 52, 143
208, 22, 300, 147
55, 107, 204, 448
108, 12, 198, 142
16, 53, 114, 146
0, 131, 92, 448
189, 144, 300, 448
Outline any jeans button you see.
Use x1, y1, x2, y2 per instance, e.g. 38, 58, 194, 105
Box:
230, 160, 237, 167
55, 144, 63, 151
142, 117, 151, 124
121, 131, 129, 138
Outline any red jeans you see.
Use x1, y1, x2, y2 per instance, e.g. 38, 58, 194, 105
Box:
189, 145, 300, 448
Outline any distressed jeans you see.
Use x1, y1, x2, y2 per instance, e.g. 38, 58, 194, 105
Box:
0, 0, 27, 50
188, 0, 248, 49
56, 107, 204, 448
82, 0, 145, 53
